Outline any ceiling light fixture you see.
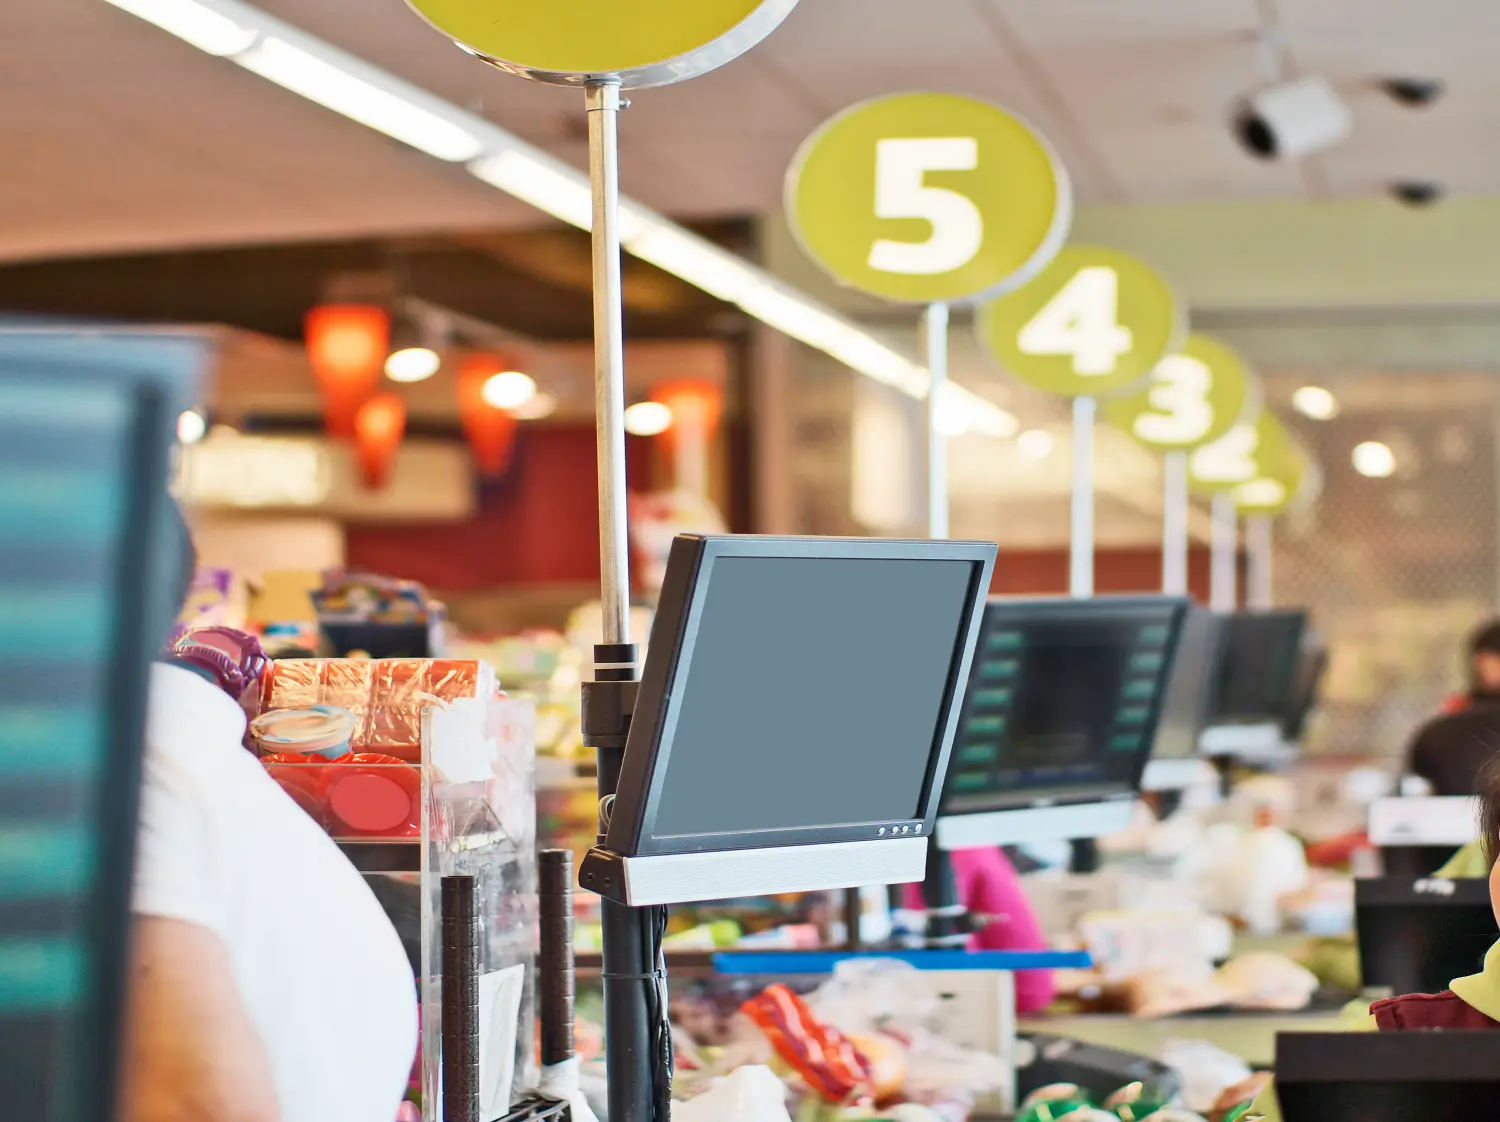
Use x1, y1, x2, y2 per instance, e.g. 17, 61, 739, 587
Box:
384, 345, 441, 383
1292, 385, 1339, 420
481, 371, 537, 410
1352, 441, 1396, 479
511, 391, 559, 421
624, 402, 673, 437
1017, 429, 1055, 460
100, 0, 1015, 437
177, 409, 208, 444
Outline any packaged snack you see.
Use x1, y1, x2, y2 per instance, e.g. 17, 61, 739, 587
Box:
250, 706, 355, 759
740, 984, 872, 1105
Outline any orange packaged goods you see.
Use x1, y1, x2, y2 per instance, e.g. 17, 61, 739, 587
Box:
260, 659, 495, 763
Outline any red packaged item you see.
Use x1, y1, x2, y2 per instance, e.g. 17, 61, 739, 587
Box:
260, 658, 495, 763
324, 753, 422, 838
740, 984, 873, 1104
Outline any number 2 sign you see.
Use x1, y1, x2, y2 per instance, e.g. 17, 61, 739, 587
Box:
786, 92, 1071, 304
975, 245, 1183, 398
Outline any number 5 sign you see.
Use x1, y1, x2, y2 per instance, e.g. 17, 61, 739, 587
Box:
785, 92, 1071, 303
976, 245, 1183, 398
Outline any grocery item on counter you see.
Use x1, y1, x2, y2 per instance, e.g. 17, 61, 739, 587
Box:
250, 705, 356, 759
315, 569, 434, 625
1017, 1083, 1092, 1120
259, 751, 421, 838
260, 657, 495, 762
172, 626, 269, 708
741, 985, 874, 1105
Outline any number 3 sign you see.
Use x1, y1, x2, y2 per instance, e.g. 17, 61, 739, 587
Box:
786, 92, 1071, 304
976, 245, 1183, 398
1103, 334, 1262, 452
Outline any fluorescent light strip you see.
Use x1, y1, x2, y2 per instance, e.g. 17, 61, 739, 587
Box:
101, 0, 1017, 437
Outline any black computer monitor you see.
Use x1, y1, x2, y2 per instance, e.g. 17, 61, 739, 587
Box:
0, 331, 201, 1122
1151, 606, 1224, 758
1356, 877, 1498, 996
933, 595, 1190, 848
581, 535, 996, 906
1282, 641, 1328, 742
1209, 610, 1308, 725
1275, 1032, 1500, 1122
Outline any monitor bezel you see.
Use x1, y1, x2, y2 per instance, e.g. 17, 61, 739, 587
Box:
0, 330, 201, 1122
1208, 608, 1310, 725
605, 534, 996, 858
937, 593, 1192, 821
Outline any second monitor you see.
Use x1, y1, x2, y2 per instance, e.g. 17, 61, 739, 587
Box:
936, 595, 1190, 848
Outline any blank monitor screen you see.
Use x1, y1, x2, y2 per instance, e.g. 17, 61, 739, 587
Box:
0, 333, 197, 1122
1211, 610, 1307, 724
608, 537, 994, 857
653, 557, 974, 837
942, 597, 1186, 815
1356, 877, 1498, 996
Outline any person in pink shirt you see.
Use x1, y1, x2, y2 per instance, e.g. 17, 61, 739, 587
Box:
902, 847, 1056, 1014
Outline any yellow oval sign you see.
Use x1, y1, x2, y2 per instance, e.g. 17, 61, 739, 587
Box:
407, 0, 800, 88
976, 246, 1183, 398
786, 92, 1070, 304
1103, 334, 1262, 452
1189, 411, 1301, 500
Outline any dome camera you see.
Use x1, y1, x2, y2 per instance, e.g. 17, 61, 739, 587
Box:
1390, 181, 1444, 207
1380, 78, 1445, 108
1233, 76, 1354, 161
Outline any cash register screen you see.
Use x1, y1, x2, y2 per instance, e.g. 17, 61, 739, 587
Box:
942, 598, 1184, 815
1211, 610, 1307, 723
0, 338, 192, 1122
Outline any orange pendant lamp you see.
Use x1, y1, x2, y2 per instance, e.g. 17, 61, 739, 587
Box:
457, 353, 520, 478
654, 379, 723, 498
306, 304, 390, 437
353, 392, 407, 489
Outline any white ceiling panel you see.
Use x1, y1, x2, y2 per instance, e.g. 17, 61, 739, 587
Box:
0, 0, 1496, 261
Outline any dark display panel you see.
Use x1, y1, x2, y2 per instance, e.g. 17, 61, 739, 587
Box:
651, 556, 976, 838
942, 598, 1185, 815
1210, 610, 1307, 724
0, 335, 195, 1122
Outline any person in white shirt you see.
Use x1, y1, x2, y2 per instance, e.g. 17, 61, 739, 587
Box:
120, 519, 416, 1122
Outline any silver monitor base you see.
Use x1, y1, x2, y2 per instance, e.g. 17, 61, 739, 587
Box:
585, 836, 929, 907
935, 800, 1136, 849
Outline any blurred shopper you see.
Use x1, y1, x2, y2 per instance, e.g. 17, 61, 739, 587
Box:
1404, 619, 1500, 796
120, 509, 415, 1122
901, 847, 1055, 1013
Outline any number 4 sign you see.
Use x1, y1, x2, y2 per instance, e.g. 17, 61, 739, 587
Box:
786, 92, 1071, 304
976, 245, 1183, 398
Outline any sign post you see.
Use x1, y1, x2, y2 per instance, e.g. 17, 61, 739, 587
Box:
404, 4, 804, 1119
977, 246, 1183, 597
786, 91, 1071, 539
1102, 334, 1262, 596
1189, 411, 1306, 614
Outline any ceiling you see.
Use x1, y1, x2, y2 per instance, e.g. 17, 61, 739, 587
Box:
3, 0, 1494, 263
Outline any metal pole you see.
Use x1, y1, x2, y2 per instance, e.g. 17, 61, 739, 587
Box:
1246, 514, 1274, 610
1210, 491, 1238, 612
925, 302, 950, 539
589, 80, 632, 650
586, 79, 654, 1122
1071, 396, 1097, 598
1162, 451, 1190, 596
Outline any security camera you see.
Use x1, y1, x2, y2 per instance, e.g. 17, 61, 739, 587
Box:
1389, 181, 1444, 207
1380, 78, 1445, 108
1233, 76, 1354, 161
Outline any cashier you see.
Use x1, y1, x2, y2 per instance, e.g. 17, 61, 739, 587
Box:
1404, 620, 1500, 796
1233, 757, 1500, 1121
122, 508, 416, 1122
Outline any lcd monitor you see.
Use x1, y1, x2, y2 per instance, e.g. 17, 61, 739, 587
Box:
1198, 609, 1308, 759
1282, 641, 1328, 743
1142, 606, 1224, 791
1275, 1031, 1500, 1122
933, 595, 1190, 848
579, 535, 996, 907
0, 330, 201, 1122
1356, 876, 1498, 996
